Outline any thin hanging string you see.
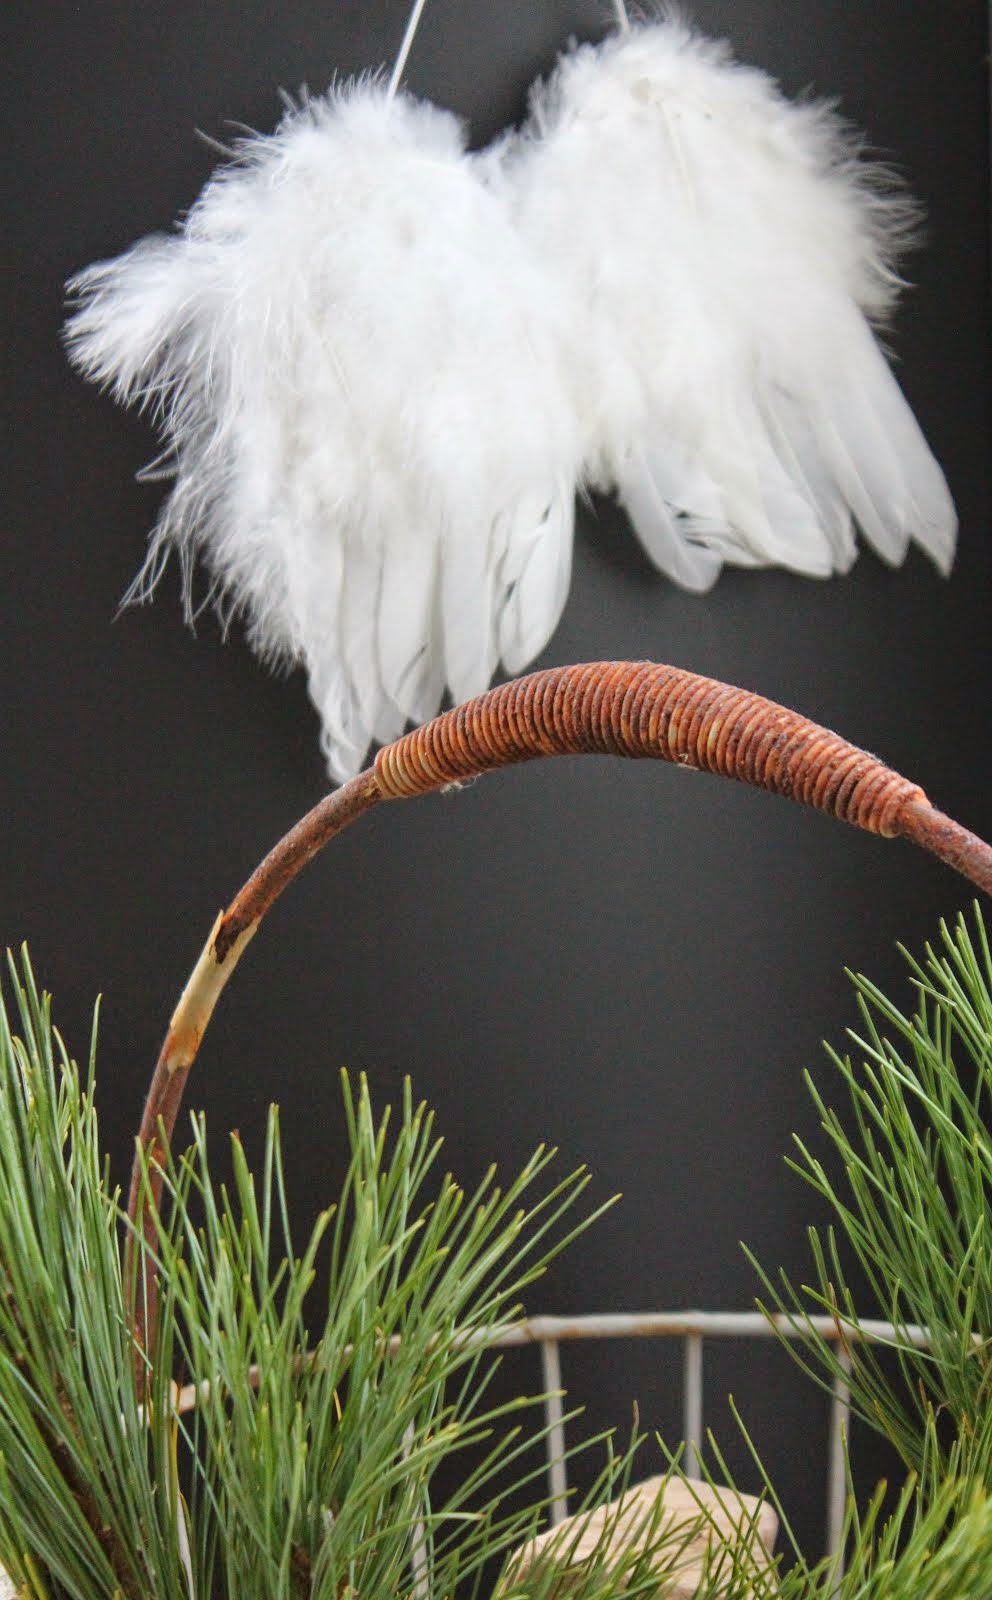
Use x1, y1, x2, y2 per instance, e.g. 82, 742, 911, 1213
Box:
390, 0, 631, 98
389, 0, 629, 100
388, 0, 431, 98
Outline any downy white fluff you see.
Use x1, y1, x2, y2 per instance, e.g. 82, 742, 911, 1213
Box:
495, 13, 956, 591
66, 83, 581, 781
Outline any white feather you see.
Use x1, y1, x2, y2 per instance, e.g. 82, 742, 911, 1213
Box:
66, 83, 582, 781
498, 12, 956, 585
616, 447, 722, 592
495, 484, 575, 674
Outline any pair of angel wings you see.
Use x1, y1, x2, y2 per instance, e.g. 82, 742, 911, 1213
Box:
66, 19, 956, 781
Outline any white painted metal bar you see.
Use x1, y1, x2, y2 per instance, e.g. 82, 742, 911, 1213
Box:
409, 1511, 430, 1600
404, 1420, 431, 1600
826, 1348, 853, 1571
491, 1311, 930, 1347
540, 1337, 569, 1526
173, 1304, 931, 1565
174, 1310, 931, 1414
682, 1332, 704, 1479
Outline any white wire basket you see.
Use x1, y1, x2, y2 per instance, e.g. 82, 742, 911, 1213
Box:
493, 1310, 930, 1575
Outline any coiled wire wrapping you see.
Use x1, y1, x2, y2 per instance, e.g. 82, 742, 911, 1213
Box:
375, 661, 924, 836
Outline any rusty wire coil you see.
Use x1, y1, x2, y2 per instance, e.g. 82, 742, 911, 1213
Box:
374, 661, 925, 837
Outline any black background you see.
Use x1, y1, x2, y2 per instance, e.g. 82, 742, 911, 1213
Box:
3, 0, 990, 1564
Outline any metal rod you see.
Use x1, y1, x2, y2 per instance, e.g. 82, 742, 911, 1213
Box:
410, 1513, 430, 1600
826, 1349, 852, 1571
540, 1338, 569, 1525
682, 1332, 704, 1478
494, 1310, 932, 1347
403, 1420, 431, 1600
174, 1311, 931, 1415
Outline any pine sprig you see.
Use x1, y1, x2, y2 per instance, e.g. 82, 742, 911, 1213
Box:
0, 950, 632, 1600
747, 905, 992, 1486
145, 1075, 612, 1600
0, 951, 188, 1599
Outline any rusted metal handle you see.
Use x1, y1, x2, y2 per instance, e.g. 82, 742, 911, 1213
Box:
375, 661, 924, 828
127, 660, 992, 1376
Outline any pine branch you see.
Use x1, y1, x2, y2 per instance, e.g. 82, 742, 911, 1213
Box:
748, 905, 992, 1487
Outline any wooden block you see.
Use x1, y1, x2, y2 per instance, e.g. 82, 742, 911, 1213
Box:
501, 1473, 778, 1599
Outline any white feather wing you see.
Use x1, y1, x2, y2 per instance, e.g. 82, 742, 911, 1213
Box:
502, 16, 956, 585
66, 86, 581, 781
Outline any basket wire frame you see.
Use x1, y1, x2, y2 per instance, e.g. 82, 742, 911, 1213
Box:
494, 1311, 927, 1575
